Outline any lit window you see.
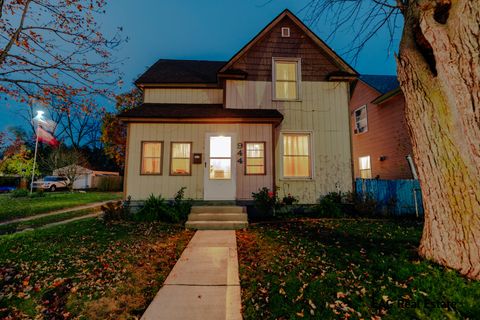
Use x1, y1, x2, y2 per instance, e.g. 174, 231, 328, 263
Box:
170, 142, 192, 176
359, 156, 372, 179
141, 142, 163, 175
245, 142, 265, 175
209, 136, 232, 180
354, 105, 368, 134
282, 133, 311, 178
273, 59, 300, 100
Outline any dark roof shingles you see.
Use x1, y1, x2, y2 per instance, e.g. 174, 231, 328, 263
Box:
135, 59, 226, 85
118, 104, 283, 120
359, 74, 399, 94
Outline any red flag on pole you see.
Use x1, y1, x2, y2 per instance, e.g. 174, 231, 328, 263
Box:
37, 126, 59, 147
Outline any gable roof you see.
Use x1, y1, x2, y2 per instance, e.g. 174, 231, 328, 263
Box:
219, 9, 357, 76
359, 74, 399, 94
135, 59, 226, 86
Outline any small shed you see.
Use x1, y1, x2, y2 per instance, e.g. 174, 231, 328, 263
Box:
53, 166, 119, 189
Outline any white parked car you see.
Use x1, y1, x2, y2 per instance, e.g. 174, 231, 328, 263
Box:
31, 176, 69, 192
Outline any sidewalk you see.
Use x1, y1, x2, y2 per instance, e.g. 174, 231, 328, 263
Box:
141, 230, 242, 320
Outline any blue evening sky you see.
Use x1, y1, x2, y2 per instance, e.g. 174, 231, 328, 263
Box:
0, 0, 401, 131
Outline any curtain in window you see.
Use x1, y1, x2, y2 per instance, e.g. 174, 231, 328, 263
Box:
283, 134, 310, 178
142, 142, 162, 174
275, 61, 298, 99
171, 143, 191, 175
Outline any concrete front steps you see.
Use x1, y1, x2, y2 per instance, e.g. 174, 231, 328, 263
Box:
185, 206, 248, 230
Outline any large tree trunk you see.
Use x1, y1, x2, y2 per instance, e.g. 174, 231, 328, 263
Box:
397, 0, 480, 279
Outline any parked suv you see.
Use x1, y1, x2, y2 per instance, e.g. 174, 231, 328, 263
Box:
31, 176, 69, 192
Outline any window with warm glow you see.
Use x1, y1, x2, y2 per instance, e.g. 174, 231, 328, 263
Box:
170, 142, 192, 175
209, 136, 232, 180
273, 59, 300, 100
141, 142, 162, 175
282, 133, 311, 178
245, 142, 265, 175
359, 156, 372, 179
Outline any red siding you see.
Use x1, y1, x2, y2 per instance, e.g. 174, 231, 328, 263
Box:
349, 81, 413, 180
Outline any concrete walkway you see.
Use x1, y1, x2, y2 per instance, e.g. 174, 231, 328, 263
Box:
0, 200, 112, 226
142, 230, 242, 320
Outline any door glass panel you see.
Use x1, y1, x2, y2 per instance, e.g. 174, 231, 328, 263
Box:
210, 136, 231, 158
209, 159, 231, 179
209, 136, 232, 180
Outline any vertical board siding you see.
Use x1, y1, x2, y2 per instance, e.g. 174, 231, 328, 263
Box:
355, 179, 424, 216
126, 123, 272, 200
144, 88, 223, 104
226, 80, 352, 203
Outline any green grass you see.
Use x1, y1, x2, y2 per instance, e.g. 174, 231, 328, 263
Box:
0, 191, 121, 222
237, 219, 480, 319
0, 218, 194, 319
0, 208, 99, 235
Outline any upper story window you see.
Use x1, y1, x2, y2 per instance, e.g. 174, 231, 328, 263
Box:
273, 58, 301, 100
354, 105, 368, 134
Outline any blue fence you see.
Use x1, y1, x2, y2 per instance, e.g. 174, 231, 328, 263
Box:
355, 179, 424, 216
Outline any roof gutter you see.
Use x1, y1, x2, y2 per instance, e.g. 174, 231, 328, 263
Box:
371, 87, 402, 105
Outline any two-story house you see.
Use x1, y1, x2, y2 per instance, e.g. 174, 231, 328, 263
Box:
349, 74, 415, 180
119, 9, 358, 203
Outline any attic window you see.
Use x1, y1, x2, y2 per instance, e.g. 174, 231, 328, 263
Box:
281, 27, 290, 37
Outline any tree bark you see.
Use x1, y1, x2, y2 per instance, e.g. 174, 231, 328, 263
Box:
397, 0, 480, 279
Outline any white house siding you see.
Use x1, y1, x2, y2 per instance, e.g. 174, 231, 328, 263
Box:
144, 88, 223, 104
125, 123, 273, 200
226, 80, 353, 203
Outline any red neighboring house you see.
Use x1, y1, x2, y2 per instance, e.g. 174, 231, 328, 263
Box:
349, 75, 414, 180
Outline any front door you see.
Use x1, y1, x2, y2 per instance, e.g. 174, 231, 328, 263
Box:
204, 133, 236, 200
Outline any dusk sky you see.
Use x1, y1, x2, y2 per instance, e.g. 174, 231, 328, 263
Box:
0, 0, 401, 132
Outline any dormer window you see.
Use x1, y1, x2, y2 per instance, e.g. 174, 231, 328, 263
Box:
273, 58, 301, 101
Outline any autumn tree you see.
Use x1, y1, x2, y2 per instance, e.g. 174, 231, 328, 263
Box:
0, 0, 123, 104
305, 0, 479, 279
41, 146, 88, 191
101, 88, 142, 170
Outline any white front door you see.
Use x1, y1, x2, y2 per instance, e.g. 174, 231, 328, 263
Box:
204, 133, 236, 200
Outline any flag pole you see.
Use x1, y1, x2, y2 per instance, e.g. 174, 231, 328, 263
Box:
30, 123, 39, 194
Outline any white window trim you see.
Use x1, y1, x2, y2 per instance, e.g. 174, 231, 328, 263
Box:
353, 105, 368, 134
272, 57, 302, 101
279, 131, 314, 180
358, 155, 372, 179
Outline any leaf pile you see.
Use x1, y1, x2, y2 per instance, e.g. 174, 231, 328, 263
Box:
237, 219, 480, 319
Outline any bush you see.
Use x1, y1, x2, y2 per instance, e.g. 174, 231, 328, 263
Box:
252, 187, 279, 216
281, 194, 299, 205
101, 196, 131, 222
136, 188, 192, 223
314, 192, 344, 218
29, 190, 45, 198
170, 187, 192, 222
10, 189, 29, 198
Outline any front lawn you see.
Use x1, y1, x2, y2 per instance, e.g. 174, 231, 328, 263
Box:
0, 191, 121, 222
0, 218, 193, 319
237, 219, 480, 319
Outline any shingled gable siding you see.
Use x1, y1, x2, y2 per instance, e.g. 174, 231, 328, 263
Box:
349, 81, 413, 180
229, 16, 340, 81
144, 88, 223, 104
125, 123, 273, 200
